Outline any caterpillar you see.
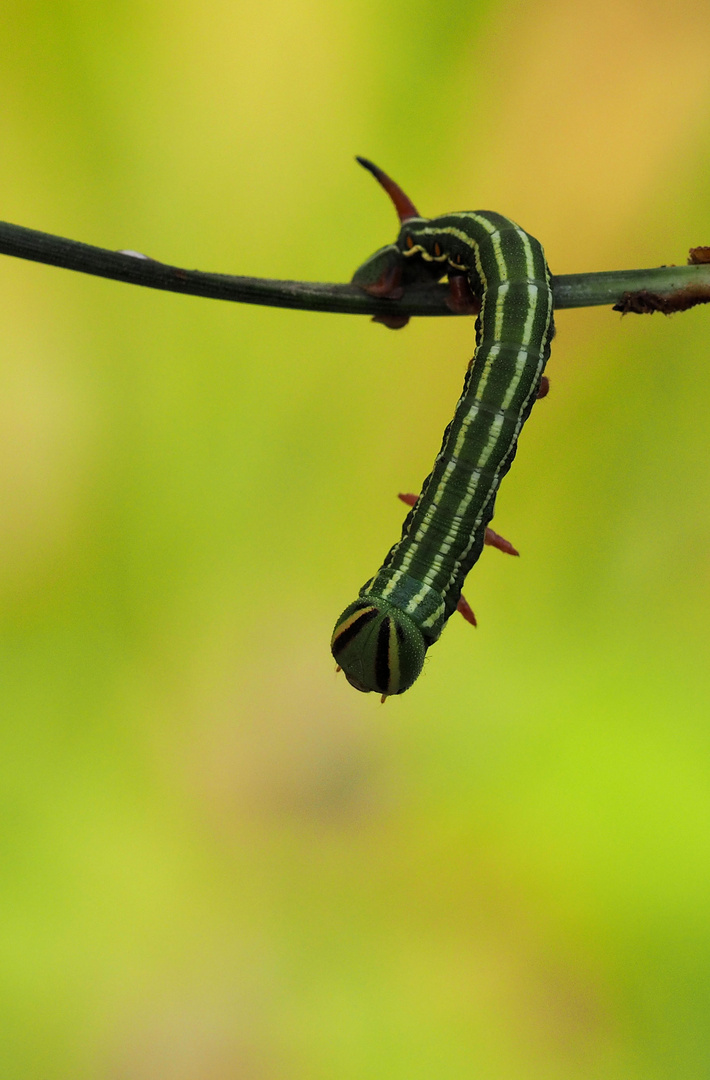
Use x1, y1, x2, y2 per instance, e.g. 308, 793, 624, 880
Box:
332, 158, 555, 698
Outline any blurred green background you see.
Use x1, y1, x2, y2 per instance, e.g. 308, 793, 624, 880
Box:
1, 1, 710, 1076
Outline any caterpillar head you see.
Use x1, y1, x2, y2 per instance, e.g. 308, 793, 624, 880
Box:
331, 598, 427, 697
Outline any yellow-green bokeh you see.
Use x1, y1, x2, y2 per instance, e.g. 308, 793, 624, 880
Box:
2, 1, 710, 1076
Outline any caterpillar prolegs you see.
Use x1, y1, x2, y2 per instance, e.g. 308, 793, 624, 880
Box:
332, 159, 555, 698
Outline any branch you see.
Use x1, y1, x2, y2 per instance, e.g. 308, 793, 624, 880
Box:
1, 219, 709, 317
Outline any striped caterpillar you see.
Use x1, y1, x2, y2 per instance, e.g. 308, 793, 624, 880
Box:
332, 159, 555, 698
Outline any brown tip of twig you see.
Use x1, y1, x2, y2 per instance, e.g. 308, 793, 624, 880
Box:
688, 246, 710, 265
613, 284, 710, 315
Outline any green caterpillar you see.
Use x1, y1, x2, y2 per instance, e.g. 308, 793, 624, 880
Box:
332, 158, 555, 698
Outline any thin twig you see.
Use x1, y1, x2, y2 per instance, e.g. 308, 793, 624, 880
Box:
1, 219, 709, 316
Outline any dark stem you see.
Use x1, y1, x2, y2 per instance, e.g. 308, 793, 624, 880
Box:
1, 219, 709, 316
